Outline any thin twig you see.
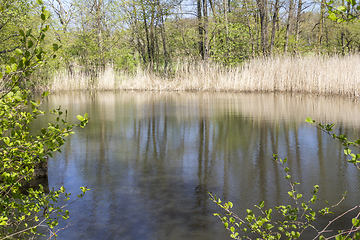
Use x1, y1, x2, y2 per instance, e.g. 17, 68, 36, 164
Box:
312, 205, 359, 240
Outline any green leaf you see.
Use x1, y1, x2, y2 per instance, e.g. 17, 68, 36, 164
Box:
0, 216, 8, 225
352, 218, 360, 227
26, 29, 32, 37
230, 232, 239, 238
42, 25, 49, 32
19, 29, 25, 36
266, 209, 272, 219
11, 63, 17, 71
305, 117, 315, 123
348, 0, 356, 6
77, 115, 84, 121
265, 224, 274, 230
15, 48, 23, 55
53, 43, 59, 51
6, 65, 11, 73
42, 91, 49, 98
337, 5, 347, 11
3, 137, 10, 145
42, 10, 50, 20
328, 12, 337, 21
259, 201, 265, 208
36, 46, 43, 54
344, 148, 351, 155
28, 40, 34, 48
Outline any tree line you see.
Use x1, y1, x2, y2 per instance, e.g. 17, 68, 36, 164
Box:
1, 0, 360, 77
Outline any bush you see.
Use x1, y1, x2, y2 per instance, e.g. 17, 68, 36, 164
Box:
0, 1, 90, 238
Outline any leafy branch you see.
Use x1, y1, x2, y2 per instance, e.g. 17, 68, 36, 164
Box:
211, 118, 360, 239
306, 117, 360, 170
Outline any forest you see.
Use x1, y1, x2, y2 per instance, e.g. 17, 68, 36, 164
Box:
1, 0, 360, 90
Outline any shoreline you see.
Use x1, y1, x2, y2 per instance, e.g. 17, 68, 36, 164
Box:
36, 55, 360, 98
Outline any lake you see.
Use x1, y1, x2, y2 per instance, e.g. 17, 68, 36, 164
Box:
36, 91, 360, 239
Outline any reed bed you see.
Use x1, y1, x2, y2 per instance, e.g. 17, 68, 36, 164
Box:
45, 55, 360, 97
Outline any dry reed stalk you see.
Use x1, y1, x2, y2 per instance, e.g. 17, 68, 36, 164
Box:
47, 55, 360, 97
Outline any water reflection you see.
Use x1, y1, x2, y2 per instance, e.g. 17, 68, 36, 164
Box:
36, 92, 360, 239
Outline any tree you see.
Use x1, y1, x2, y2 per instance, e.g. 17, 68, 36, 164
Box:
0, 0, 32, 57
256, 0, 269, 55
284, 0, 294, 53
0, 1, 90, 238
0, 88, 89, 239
327, 0, 360, 22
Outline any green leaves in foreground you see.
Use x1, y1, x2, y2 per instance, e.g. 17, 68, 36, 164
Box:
305, 117, 315, 124
211, 118, 360, 239
0, 1, 60, 96
0, 88, 89, 239
210, 159, 357, 239
326, 0, 359, 23
307, 117, 360, 169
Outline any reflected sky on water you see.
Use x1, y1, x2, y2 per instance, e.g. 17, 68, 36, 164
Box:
35, 91, 360, 240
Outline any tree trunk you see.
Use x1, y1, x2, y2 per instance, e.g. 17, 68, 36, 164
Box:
149, 3, 156, 70
318, 0, 325, 53
133, 4, 146, 64
294, 0, 303, 53
341, 31, 345, 55
244, 0, 255, 56
96, 0, 103, 69
158, 4, 169, 72
284, 0, 294, 53
141, 0, 152, 65
197, 0, 204, 60
224, 0, 229, 43
203, 0, 209, 61
256, 0, 268, 55
270, 0, 279, 55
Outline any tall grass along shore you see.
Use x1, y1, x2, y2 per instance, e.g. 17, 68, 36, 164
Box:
43, 55, 360, 97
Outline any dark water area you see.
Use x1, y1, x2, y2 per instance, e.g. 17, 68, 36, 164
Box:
34, 91, 360, 239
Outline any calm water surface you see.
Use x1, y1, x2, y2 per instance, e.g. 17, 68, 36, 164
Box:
36, 92, 360, 239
